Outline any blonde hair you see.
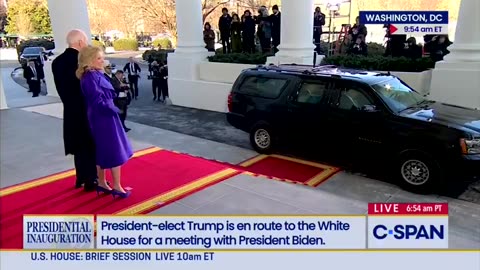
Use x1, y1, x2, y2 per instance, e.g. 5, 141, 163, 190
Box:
76, 45, 103, 79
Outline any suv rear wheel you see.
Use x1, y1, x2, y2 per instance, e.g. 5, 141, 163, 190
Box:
250, 121, 274, 153
397, 150, 442, 194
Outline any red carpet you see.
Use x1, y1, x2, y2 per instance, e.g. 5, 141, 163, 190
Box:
234, 155, 340, 186
0, 148, 238, 249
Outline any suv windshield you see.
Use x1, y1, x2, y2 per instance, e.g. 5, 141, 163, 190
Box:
23, 47, 42, 54
372, 77, 427, 113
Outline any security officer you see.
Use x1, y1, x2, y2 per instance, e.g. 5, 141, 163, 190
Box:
150, 61, 162, 101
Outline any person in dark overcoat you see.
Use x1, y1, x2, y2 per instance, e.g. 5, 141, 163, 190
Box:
51, 29, 97, 191
270, 5, 281, 53
23, 60, 45, 97
241, 10, 256, 53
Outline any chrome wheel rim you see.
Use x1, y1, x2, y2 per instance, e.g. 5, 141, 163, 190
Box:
401, 159, 430, 185
254, 129, 270, 149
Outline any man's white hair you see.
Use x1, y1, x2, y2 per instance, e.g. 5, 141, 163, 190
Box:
66, 29, 87, 46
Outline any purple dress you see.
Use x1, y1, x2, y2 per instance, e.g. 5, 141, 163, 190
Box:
80, 70, 133, 169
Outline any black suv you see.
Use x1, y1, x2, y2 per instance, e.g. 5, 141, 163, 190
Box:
227, 64, 480, 193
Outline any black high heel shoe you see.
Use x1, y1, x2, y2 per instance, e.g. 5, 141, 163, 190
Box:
96, 185, 112, 196
112, 189, 131, 199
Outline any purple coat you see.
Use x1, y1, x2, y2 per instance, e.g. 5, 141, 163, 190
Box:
80, 70, 133, 169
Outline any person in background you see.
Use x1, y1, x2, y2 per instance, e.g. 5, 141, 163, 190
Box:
123, 57, 141, 100
313, 7, 326, 54
203, 22, 216, 52
103, 60, 113, 81
425, 35, 452, 62
150, 61, 162, 101
111, 70, 131, 132
77, 45, 133, 198
147, 54, 154, 77
256, 6, 272, 53
349, 16, 367, 43
347, 35, 368, 56
403, 37, 422, 59
231, 13, 242, 53
159, 61, 169, 103
241, 10, 256, 53
270, 5, 281, 53
23, 60, 45, 97
51, 29, 97, 191
219, 8, 232, 54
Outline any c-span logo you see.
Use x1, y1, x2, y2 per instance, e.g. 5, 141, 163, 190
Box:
373, 224, 445, 240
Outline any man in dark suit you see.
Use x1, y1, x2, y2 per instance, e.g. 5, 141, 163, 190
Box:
23, 60, 45, 97
123, 57, 141, 99
51, 29, 97, 191
111, 70, 131, 132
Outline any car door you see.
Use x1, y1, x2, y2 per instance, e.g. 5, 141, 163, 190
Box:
285, 77, 333, 150
324, 80, 389, 162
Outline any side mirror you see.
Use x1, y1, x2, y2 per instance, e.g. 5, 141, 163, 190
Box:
360, 104, 379, 112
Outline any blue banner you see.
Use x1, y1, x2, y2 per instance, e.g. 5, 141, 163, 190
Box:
359, 11, 449, 24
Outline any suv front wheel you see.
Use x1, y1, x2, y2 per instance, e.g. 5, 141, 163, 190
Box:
397, 150, 442, 194
250, 121, 275, 154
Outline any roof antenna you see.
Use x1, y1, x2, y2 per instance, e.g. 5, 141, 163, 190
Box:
313, 52, 317, 67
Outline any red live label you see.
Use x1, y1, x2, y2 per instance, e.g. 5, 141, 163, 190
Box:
368, 203, 448, 215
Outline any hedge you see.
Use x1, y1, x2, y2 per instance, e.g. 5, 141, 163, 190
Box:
17, 39, 55, 55
320, 41, 385, 56
321, 55, 435, 72
113, 38, 138, 51
152, 38, 173, 49
142, 49, 175, 64
91, 40, 106, 51
208, 52, 274, 64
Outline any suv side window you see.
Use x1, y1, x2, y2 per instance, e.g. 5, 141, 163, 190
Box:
333, 86, 373, 111
238, 76, 288, 99
296, 82, 327, 105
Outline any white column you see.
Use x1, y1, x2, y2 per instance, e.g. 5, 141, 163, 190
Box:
174, 0, 207, 54
45, 0, 92, 97
442, 0, 480, 62
47, 0, 92, 54
429, 0, 480, 109
168, 0, 217, 111
0, 76, 8, 110
267, 0, 317, 65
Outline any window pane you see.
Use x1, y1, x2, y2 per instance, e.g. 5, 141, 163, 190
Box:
372, 78, 426, 112
337, 89, 372, 110
296, 82, 326, 104
239, 77, 288, 99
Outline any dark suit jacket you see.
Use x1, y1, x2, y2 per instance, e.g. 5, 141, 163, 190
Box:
23, 64, 45, 84
123, 62, 141, 77
110, 75, 122, 94
51, 48, 95, 155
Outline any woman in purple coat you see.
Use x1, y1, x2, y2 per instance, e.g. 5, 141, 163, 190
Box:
76, 45, 133, 198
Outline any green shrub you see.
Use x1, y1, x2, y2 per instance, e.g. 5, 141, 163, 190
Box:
112, 38, 138, 51
208, 53, 274, 64
91, 40, 106, 51
152, 38, 173, 49
321, 41, 385, 56
366, 42, 385, 56
142, 49, 175, 64
321, 55, 435, 72
17, 39, 55, 55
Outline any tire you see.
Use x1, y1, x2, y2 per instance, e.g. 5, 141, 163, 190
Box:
396, 150, 442, 194
249, 121, 275, 154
